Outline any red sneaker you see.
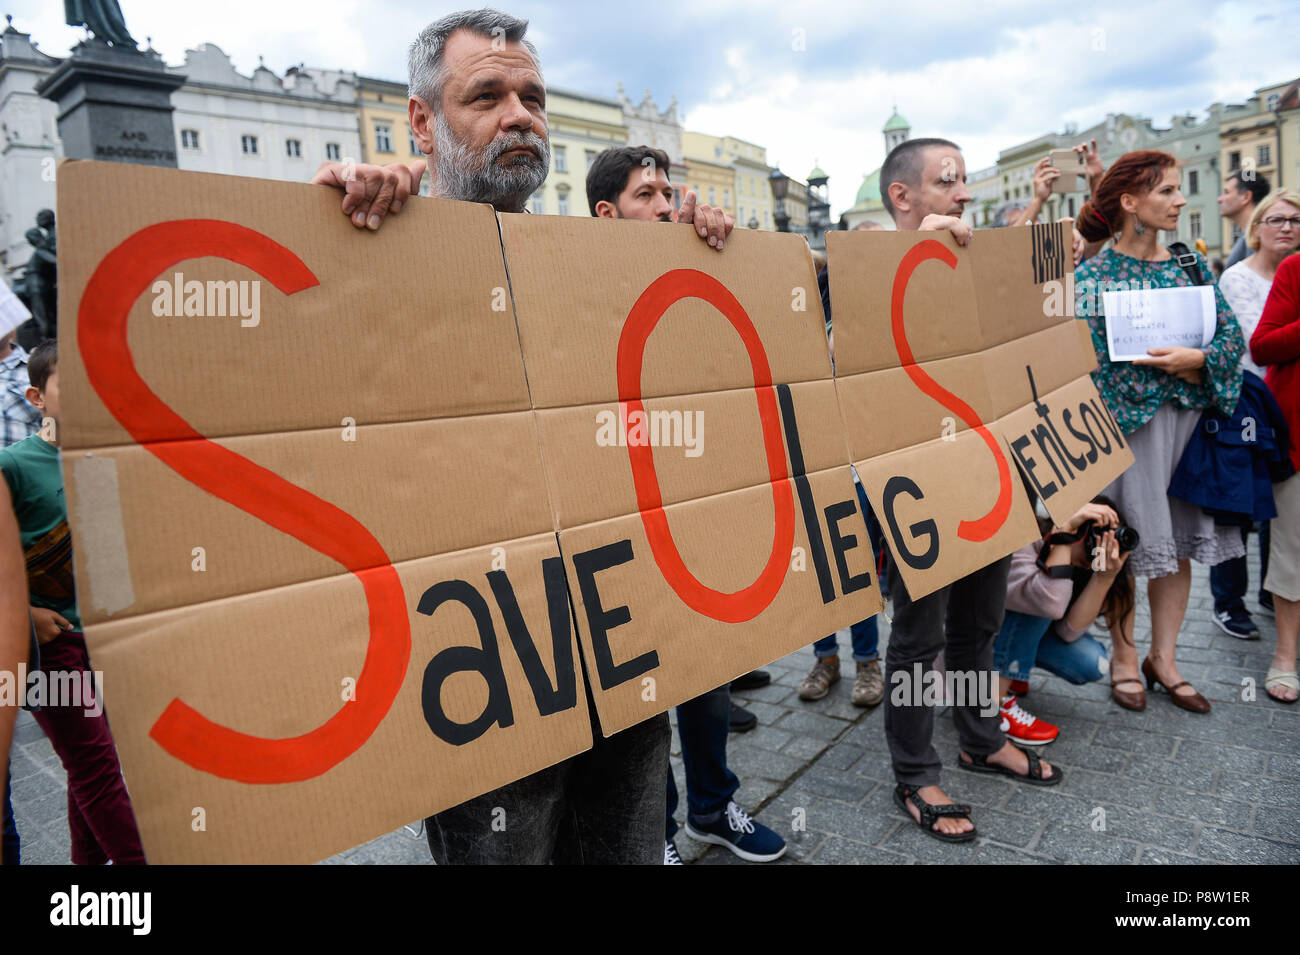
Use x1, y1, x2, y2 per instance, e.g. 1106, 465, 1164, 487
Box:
998, 695, 1058, 746
1007, 679, 1030, 697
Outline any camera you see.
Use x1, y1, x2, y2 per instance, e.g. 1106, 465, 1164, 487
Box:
1083, 521, 1139, 556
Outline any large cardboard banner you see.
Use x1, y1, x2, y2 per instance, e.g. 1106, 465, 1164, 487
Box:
828, 223, 1133, 598
55, 162, 1126, 863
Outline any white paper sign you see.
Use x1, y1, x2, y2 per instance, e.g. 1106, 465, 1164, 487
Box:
1103, 286, 1215, 361
0, 281, 31, 337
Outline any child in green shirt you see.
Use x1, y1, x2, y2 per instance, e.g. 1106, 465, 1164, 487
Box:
0, 341, 144, 864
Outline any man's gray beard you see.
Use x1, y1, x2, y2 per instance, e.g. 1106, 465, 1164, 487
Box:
431, 112, 549, 211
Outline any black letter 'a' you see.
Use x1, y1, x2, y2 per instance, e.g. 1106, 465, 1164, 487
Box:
418, 579, 514, 746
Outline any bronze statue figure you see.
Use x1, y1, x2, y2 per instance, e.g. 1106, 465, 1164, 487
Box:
14, 210, 58, 345
65, 0, 137, 48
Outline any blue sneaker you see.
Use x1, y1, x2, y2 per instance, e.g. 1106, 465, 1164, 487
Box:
684, 801, 786, 862
1213, 608, 1259, 640
664, 840, 683, 865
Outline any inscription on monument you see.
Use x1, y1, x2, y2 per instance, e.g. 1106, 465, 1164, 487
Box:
94, 129, 177, 163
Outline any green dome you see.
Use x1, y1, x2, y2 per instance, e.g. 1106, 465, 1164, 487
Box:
807, 164, 828, 182
853, 169, 882, 208
883, 109, 909, 132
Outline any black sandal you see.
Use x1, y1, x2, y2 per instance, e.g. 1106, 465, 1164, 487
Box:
958, 746, 1062, 787
893, 783, 977, 843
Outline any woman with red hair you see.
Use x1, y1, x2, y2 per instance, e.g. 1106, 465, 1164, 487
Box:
1074, 150, 1245, 713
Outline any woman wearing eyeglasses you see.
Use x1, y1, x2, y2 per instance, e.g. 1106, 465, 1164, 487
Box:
1219, 189, 1300, 377
1211, 189, 1300, 641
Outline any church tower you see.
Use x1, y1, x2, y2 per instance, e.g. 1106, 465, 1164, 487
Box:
883, 107, 910, 154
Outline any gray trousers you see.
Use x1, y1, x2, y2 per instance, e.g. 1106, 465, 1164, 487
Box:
426, 711, 670, 864
884, 555, 1011, 786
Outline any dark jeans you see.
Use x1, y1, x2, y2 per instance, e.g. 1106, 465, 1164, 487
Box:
1210, 523, 1271, 613
813, 616, 880, 662
426, 711, 670, 864
30, 632, 145, 865
2, 771, 18, 865
814, 479, 884, 660
666, 683, 738, 839
884, 556, 1011, 787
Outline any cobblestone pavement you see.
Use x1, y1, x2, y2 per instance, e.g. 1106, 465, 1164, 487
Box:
8, 558, 1297, 865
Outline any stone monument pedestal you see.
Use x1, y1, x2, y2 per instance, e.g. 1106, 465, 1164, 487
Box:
36, 40, 184, 167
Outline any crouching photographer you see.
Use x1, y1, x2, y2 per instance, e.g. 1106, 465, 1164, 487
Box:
992, 497, 1138, 745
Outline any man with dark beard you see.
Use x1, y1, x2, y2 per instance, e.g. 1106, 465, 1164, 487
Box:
311, 9, 732, 864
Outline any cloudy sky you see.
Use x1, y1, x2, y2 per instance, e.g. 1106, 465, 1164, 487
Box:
10, 0, 1293, 213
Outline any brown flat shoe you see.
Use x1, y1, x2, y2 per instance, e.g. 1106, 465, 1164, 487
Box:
1142, 658, 1210, 713
1111, 677, 1146, 711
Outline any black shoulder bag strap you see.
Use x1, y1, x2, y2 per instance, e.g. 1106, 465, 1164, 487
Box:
1167, 241, 1205, 286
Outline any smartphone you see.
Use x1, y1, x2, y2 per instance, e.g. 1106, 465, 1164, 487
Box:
1048, 149, 1088, 193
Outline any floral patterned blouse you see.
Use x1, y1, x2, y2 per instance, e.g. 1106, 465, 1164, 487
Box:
1074, 247, 1244, 434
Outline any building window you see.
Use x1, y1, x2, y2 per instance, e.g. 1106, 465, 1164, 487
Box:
554, 146, 567, 173
531, 192, 544, 214
1187, 170, 1199, 195
326, 142, 341, 161
1267, 93, 1280, 111
285, 138, 302, 158
409, 128, 419, 154
241, 134, 259, 155
1229, 151, 1241, 171
1004, 190, 1010, 201
181, 128, 200, 149
374, 123, 393, 154
1259, 144, 1271, 166
1190, 212, 1202, 238
1068, 197, 1076, 217
557, 191, 569, 216
723, 189, 729, 207
585, 150, 597, 172
708, 187, 715, 205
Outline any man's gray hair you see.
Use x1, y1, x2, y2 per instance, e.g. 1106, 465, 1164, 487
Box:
408, 8, 542, 108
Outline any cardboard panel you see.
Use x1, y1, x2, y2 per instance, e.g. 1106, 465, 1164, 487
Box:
854, 426, 1042, 599
999, 375, 1135, 525
500, 214, 833, 408
969, 220, 1074, 347
63, 414, 553, 625
57, 162, 531, 450
982, 320, 1099, 421
834, 354, 991, 462
825, 229, 982, 373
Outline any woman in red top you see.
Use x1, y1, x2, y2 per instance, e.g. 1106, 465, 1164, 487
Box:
1251, 252, 1300, 703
